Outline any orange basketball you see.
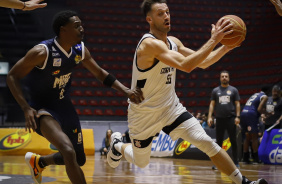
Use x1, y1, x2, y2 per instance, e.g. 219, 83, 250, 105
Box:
217, 15, 247, 47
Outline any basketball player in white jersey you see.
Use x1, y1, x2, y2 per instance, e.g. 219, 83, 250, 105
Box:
107, 1, 267, 184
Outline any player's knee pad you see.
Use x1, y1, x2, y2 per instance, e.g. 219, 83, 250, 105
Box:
192, 132, 221, 157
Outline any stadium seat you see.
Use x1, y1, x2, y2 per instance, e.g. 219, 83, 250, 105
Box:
76, 109, 82, 115
100, 100, 109, 106
78, 99, 88, 106
115, 109, 126, 116
104, 109, 114, 116
94, 109, 104, 116
84, 90, 94, 96
83, 108, 93, 115
89, 99, 98, 106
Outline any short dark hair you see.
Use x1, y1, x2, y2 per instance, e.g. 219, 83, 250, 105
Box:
52, 10, 77, 36
272, 85, 281, 91
220, 70, 229, 76
141, 0, 167, 16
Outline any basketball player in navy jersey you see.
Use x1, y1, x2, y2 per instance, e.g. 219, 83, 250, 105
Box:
106, 0, 267, 184
241, 87, 269, 164
7, 10, 143, 184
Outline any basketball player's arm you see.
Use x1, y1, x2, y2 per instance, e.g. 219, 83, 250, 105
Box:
257, 96, 268, 114
82, 47, 144, 103
7, 45, 47, 132
208, 100, 215, 127
147, 20, 232, 72
269, 0, 282, 16
0, 0, 47, 11
169, 36, 234, 69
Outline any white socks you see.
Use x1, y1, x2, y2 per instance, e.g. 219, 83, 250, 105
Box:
229, 169, 243, 184
123, 145, 134, 164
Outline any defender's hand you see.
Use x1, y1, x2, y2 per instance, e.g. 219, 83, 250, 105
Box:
23, 107, 38, 133
128, 87, 144, 104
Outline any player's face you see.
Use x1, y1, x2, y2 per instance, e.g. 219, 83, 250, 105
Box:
272, 89, 279, 99
63, 16, 84, 44
148, 3, 171, 33
220, 72, 229, 85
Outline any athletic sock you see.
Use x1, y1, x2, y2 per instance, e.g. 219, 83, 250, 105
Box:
229, 169, 243, 184
38, 157, 47, 168
123, 145, 134, 164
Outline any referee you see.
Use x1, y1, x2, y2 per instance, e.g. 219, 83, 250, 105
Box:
208, 70, 241, 169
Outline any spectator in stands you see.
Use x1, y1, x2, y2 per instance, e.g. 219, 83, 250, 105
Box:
269, 0, 282, 16
6, 10, 144, 184
0, 0, 47, 11
240, 86, 269, 164
262, 85, 282, 130
200, 112, 209, 129
208, 70, 241, 169
195, 112, 202, 121
100, 129, 113, 156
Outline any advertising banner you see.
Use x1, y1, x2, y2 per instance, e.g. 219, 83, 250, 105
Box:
173, 128, 232, 160
0, 128, 95, 155
151, 130, 178, 157
259, 129, 282, 165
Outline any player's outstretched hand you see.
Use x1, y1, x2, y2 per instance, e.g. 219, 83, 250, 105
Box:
23, 0, 47, 11
210, 18, 233, 44
23, 107, 38, 133
128, 87, 144, 104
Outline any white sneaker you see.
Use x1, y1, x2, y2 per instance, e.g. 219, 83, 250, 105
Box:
107, 132, 123, 168
242, 176, 268, 184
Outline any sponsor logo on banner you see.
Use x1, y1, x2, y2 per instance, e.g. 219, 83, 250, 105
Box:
175, 140, 191, 155
269, 147, 282, 164
222, 138, 231, 151
151, 131, 177, 157
272, 134, 282, 144
0, 129, 31, 151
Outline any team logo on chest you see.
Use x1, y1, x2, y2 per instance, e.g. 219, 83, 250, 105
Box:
160, 67, 174, 74
227, 90, 232, 95
53, 58, 62, 67
75, 55, 82, 64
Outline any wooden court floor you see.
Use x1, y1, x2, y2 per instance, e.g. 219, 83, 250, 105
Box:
0, 153, 281, 184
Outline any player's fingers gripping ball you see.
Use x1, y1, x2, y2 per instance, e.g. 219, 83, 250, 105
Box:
217, 15, 247, 47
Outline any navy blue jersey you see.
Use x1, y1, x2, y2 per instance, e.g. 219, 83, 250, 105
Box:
242, 91, 266, 118
25, 38, 84, 102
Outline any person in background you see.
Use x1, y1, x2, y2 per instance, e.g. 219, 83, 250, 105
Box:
240, 87, 269, 164
208, 70, 241, 169
262, 85, 282, 130
0, 0, 47, 11
100, 129, 113, 156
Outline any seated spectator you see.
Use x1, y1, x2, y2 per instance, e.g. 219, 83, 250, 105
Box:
100, 129, 113, 156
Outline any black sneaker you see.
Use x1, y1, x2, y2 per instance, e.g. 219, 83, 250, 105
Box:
107, 132, 123, 168
242, 176, 268, 184
212, 165, 217, 170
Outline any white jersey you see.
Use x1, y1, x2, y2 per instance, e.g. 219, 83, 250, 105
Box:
128, 33, 187, 140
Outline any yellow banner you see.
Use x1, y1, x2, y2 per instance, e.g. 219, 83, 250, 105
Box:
0, 128, 94, 155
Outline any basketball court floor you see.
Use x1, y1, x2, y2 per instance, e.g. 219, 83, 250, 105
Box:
0, 153, 281, 184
